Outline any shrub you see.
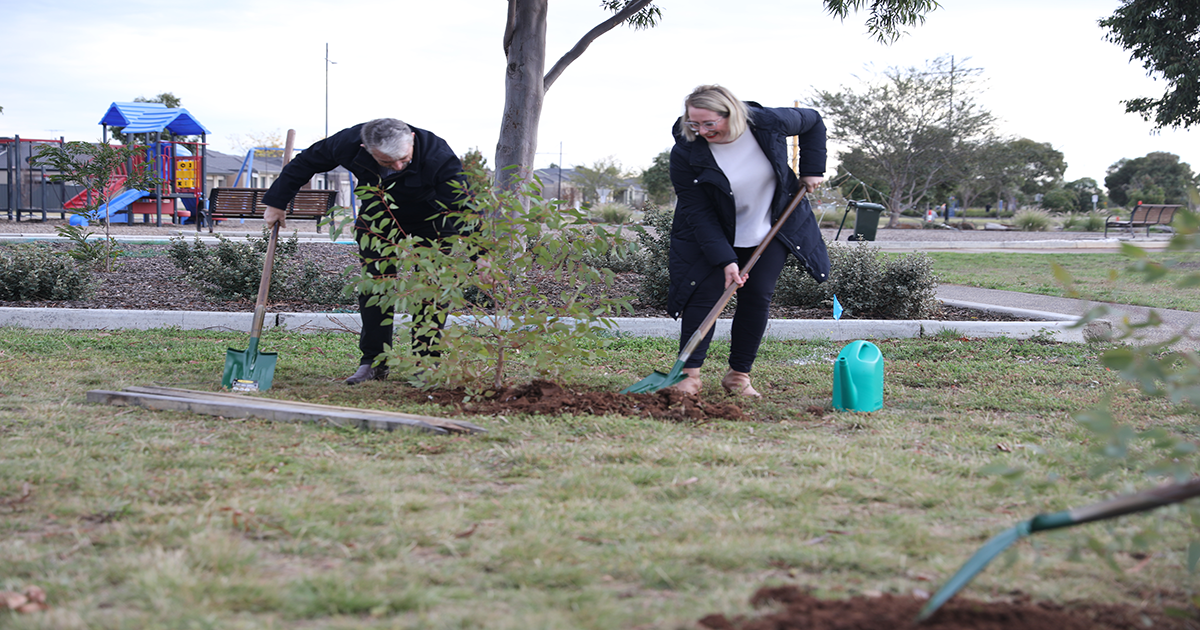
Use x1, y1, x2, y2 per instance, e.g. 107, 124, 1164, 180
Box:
877, 251, 939, 318
592, 202, 633, 224
635, 207, 673, 310
776, 257, 826, 308
1011, 208, 1054, 231
167, 229, 353, 304
578, 234, 646, 274
0, 244, 91, 301
775, 242, 938, 319
822, 242, 884, 316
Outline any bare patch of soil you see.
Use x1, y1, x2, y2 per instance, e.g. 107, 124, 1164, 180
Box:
698, 585, 1198, 630
405, 379, 747, 422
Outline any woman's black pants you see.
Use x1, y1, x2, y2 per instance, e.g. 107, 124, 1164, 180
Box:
678, 239, 788, 373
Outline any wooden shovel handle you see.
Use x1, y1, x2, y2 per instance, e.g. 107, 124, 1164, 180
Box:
676, 189, 809, 364
1031, 477, 1200, 532
248, 129, 296, 339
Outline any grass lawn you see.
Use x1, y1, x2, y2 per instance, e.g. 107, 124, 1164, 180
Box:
0, 326, 1196, 628
926, 251, 1200, 311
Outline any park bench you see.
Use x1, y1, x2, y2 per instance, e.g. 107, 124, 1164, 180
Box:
1104, 204, 1180, 238
201, 187, 338, 233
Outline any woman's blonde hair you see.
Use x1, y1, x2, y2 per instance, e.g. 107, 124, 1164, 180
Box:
678, 84, 750, 142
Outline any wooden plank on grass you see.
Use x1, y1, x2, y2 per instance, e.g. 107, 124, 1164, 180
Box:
123, 386, 486, 434
86, 389, 484, 434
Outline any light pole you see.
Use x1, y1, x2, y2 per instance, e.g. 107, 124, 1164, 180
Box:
325, 43, 337, 138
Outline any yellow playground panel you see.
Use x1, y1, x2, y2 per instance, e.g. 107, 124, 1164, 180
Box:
175, 157, 200, 192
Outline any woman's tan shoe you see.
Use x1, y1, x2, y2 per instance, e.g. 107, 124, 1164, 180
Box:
721, 370, 761, 397
668, 368, 702, 395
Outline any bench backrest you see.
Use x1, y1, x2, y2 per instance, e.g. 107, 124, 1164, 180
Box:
1129, 204, 1180, 225
208, 187, 338, 219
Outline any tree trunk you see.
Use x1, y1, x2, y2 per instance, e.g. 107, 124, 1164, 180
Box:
495, 0, 548, 193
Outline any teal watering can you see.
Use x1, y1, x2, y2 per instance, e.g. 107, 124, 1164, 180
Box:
832, 340, 884, 412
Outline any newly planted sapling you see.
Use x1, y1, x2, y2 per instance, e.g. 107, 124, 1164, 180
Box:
329, 168, 638, 395
31, 141, 165, 271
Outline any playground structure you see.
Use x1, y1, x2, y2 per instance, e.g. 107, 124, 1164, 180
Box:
2, 102, 211, 227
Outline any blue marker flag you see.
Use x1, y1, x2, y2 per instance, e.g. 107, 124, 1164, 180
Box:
833, 295, 843, 320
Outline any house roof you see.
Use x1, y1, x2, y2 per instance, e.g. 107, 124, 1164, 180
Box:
99, 102, 211, 135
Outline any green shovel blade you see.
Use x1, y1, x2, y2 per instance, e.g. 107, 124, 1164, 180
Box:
621, 360, 687, 394
619, 357, 686, 393
222, 337, 278, 392
917, 522, 1031, 622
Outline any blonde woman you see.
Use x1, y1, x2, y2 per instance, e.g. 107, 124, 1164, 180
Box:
667, 85, 830, 396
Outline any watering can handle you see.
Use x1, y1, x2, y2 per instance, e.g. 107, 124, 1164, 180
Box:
248, 129, 296, 339
676, 189, 808, 364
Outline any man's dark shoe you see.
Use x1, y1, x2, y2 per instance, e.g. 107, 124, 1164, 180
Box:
344, 364, 388, 385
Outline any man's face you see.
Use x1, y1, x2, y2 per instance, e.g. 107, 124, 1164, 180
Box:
365, 134, 415, 171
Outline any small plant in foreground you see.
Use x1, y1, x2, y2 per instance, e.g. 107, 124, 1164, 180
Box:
55, 223, 124, 271
329, 167, 637, 395
0, 244, 91, 300
985, 209, 1200, 575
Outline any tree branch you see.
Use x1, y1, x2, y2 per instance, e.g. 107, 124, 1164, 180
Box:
543, 0, 655, 91
503, 0, 518, 57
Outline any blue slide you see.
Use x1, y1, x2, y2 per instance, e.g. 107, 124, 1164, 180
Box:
69, 189, 149, 226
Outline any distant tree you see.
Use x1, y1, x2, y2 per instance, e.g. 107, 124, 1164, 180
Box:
1104, 152, 1199, 206
134, 92, 182, 108
570, 157, 628, 205
640, 150, 673, 206
1039, 187, 1077, 212
1100, 0, 1200, 129
811, 55, 995, 226
959, 137, 1066, 212
460, 147, 493, 194
233, 130, 287, 158
1005, 138, 1067, 198
1064, 177, 1108, 212
831, 150, 891, 207
113, 92, 183, 144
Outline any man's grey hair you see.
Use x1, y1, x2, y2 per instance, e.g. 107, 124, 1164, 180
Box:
361, 118, 413, 158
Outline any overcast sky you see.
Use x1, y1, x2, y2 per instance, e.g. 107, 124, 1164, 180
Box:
3, 0, 1195, 187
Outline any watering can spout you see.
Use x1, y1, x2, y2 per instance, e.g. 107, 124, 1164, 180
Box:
831, 340, 884, 412
836, 357, 856, 409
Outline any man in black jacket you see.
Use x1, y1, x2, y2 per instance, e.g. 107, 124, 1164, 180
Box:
262, 118, 467, 385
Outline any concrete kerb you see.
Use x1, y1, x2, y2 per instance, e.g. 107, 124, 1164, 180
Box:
0, 307, 1088, 344
0, 231, 353, 246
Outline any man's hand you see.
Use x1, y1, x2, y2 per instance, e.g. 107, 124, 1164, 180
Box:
263, 205, 287, 229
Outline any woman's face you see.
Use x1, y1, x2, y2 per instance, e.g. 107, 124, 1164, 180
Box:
686, 106, 732, 144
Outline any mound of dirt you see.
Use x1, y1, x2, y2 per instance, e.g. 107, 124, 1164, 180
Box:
407, 379, 748, 422
698, 585, 1197, 630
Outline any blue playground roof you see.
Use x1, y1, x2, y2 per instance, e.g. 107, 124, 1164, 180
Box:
99, 102, 211, 135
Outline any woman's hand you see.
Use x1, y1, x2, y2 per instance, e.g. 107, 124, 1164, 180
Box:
798, 175, 824, 194
724, 262, 747, 289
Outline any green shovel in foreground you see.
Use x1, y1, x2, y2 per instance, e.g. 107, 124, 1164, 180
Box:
221, 130, 295, 393
222, 221, 281, 392
917, 477, 1200, 623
